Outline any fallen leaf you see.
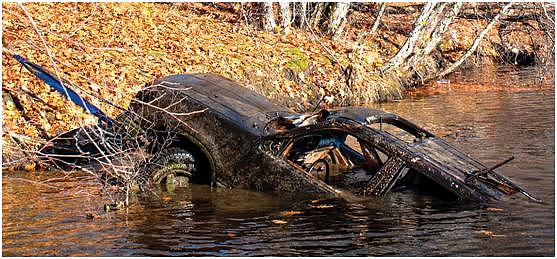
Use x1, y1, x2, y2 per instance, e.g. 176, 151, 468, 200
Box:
486, 207, 504, 212
272, 219, 288, 224
24, 162, 36, 172
310, 204, 334, 209
280, 210, 303, 217
476, 230, 506, 238
85, 212, 101, 220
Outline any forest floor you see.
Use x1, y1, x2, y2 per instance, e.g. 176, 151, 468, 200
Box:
1, 2, 553, 168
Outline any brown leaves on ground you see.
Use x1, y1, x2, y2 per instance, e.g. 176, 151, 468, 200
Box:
2, 2, 360, 151
3, 3, 548, 163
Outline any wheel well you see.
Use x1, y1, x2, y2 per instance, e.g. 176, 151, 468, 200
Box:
149, 129, 215, 186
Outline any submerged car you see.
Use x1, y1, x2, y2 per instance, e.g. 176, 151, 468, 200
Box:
38, 73, 540, 203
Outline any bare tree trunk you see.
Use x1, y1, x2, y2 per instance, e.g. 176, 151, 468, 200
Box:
405, 3, 464, 69
263, 2, 276, 31
422, 3, 463, 56
437, 3, 513, 78
298, 2, 307, 28
310, 3, 326, 28
280, 2, 292, 33
370, 3, 386, 35
329, 2, 350, 40
380, 3, 437, 72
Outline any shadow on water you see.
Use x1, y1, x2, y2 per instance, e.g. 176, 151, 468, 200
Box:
2, 65, 555, 256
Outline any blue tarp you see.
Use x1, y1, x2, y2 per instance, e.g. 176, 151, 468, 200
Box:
13, 54, 113, 126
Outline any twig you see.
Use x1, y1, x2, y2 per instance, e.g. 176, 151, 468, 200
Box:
437, 3, 513, 78
5, 176, 62, 190
370, 3, 386, 35
67, 3, 99, 38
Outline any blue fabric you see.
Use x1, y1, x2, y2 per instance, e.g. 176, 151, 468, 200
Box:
14, 54, 113, 126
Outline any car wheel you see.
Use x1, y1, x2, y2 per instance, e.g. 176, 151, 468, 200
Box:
138, 147, 197, 190
308, 159, 330, 184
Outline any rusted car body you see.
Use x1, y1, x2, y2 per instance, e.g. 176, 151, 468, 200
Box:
118, 73, 540, 203
15, 51, 538, 203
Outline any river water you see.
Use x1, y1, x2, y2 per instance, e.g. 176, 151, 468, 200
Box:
2, 65, 554, 256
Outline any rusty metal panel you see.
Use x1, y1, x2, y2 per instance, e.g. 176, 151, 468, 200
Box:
361, 157, 405, 196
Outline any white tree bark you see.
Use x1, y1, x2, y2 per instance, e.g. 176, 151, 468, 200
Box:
421, 3, 463, 56
264, 2, 276, 31
370, 3, 386, 35
381, 3, 437, 71
280, 2, 292, 32
437, 3, 513, 78
329, 2, 350, 40
298, 2, 307, 28
405, 3, 463, 69
311, 3, 326, 28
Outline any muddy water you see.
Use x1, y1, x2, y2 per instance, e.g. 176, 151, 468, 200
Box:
3, 65, 554, 256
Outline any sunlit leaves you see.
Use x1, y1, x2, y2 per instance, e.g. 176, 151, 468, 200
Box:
2, 2, 372, 146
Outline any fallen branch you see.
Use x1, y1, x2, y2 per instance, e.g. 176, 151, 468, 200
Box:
370, 3, 386, 35
437, 3, 513, 78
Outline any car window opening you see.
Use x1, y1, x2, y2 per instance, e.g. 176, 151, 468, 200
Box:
392, 166, 458, 199
284, 132, 390, 190
366, 117, 429, 144
368, 122, 420, 143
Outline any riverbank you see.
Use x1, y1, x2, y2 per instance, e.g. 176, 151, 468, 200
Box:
2, 3, 554, 168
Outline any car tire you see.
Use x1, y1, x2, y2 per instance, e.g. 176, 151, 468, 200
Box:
308, 159, 330, 184
137, 147, 197, 190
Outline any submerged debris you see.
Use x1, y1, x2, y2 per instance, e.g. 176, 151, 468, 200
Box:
103, 201, 125, 212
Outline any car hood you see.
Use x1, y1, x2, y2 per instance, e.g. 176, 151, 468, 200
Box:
408, 137, 540, 202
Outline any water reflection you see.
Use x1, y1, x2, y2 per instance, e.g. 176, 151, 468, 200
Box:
3, 65, 554, 256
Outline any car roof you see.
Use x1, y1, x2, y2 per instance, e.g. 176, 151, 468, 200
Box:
330, 107, 391, 124
153, 73, 293, 135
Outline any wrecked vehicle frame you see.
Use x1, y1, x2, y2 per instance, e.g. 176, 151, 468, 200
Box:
103, 73, 538, 203
27, 66, 539, 203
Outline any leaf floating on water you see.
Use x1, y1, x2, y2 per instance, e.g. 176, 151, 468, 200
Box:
280, 210, 303, 217
24, 162, 36, 172
272, 219, 288, 224
310, 204, 334, 209
476, 230, 506, 238
486, 207, 504, 212
85, 212, 101, 220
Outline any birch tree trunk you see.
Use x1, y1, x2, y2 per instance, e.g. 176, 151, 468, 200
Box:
329, 2, 350, 40
380, 3, 437, 72
405, 3, 464, 69
310, 3, 326, 28
421, 3, 463, 56
370, 3, 386, 35
263, 2, 276, 31
298, 2, 307, 28
280, 2, 292, 32
437, 3, 513, 78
